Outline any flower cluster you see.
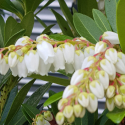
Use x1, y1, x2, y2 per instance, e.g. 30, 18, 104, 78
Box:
55, 31, 125, 124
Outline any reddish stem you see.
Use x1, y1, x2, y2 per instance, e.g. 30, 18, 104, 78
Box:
99, 35, 102, 41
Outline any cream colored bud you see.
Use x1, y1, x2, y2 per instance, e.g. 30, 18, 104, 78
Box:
106, 97, 115, 111
9, 45, 16, 51
36, 114, 45, 125
21, 46, 29, 54
106, 86, 115, 98
120, 85, 125, 95
44, 111, 53, 121
73, 104, 82, 117
67, 115, 75, 123
63, 105, 73, 118
58, 98, 68, 110
114, 95, 123, 107
119, 75, 125, 85
56, 112, 65, 125
79, 108, 86, 118
36, 34, 49, 42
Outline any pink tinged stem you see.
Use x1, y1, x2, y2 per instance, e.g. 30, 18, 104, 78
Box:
89, 77, 93, 82
76, 82, 81, 86
43, 36, 48, 39
110, 81, 114, 86
99, 35, 102, 41
64, 39, 68, 43
84, 67, 89, 71
86, 42, 89, 47
75, 45, 78, 50
75, 99, 78, 105
54, 44, 57, 48
116, 72, 121, 77
29, 39, 34, 42
97, 66, 101, 71
80, 88, 83, 93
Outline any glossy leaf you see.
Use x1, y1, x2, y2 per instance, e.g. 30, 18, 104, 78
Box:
78, 0, 98, 18
73, 13, 103, 44
9, 82, 52, 125
44, 91, 63, 107
42, 24, 55, 34
0, 86, 18, 124
49, 90, 58, 117
117, 0, 125, 53
21, 12, 34, 36
92, 9, 112, 32
106, 108, 125, 124
105, 0, 118, 32
49, 34, 73, 41
4, 79, 36, 125
51, 9, 74, 37
30, 74, 70, 86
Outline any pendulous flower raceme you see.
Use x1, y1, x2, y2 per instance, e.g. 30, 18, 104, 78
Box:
0, 31, 124, 124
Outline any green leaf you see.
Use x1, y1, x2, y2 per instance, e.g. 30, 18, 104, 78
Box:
49, 34, 73, 41
42, 24, 55, 34
30, 74, 70, 86
73, 13, 103, 44
44, 91, 63, 107
106, 108, 125, 124
78, 0, 98, 18
0, 86, 18, 124
92, 9, 112, 32
51, 9, 74, 37
49, 90, 58, 117
117, 0, 125, 53
5, 29, 26, 47
73, 7, 78, 14
21, 12, 34, 36
105, 0, 118, 32
8, 82, 52, 125
0, 15, 4, 47
4, 79, 36, 125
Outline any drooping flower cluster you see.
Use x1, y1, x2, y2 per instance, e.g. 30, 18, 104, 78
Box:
55, 31, 125, 124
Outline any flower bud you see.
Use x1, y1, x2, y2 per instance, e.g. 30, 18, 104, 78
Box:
44, 111, 53, 121
65, 63, 74, 74
87, 93, 98, 113
114, 95, 123, 107
73, 104, 83, 117
78, 92, 89, 107
36, 114, 45, 125
36, 34, 49, 42
62, 42, 75, 64
102, 31, 120, 44
106, 97, 115, 111
62, 85, 78, 99
21, 46, 29, 54
95, 41, 107, 54
117, 52, 125, 65
9, 45, 16, 51
8, 52, 18, 67
95, 70, 109, 89
84, 46, 95, 58
89, 80, 104, 99
119, 75, 125, 85
80, 37, 87, 41
70, 69, 88, 86
56, 112, 64, 125
120, 85, 125, 95
73, 50, 84, 70
79, 108, 86, 118
106, 86, 115, 98
58, 98, 68, 110
53, 47, 65, 71
100, 59, 115, 76
63, 105, 73, 118
67, 115, 75, 123
81, 56, 97, 70
105, 48, 117, 64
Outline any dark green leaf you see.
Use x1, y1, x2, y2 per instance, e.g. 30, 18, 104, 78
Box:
30, 74, 70, 86
0, 15, 5, 47
21, 12, 34, 36
105, 0, 118, 32
4, 79, 36, 125
73, 7, 78, 14
5, 29, 26, 47
0, 86, 18, 124
117, 0, 125, 53
51, 9, 74, 37
49, 90, 58, 117
92, 9, 112, 32
73, 13, 103, 44
42, 24, 55, 34
58, 70, 72, 78
78, 0, 98, 18
44, 91, 63, 107
49, 34, 73, 41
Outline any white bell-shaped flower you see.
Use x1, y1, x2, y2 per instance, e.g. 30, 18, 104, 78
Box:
56, 112, 64, 125
114, 94, 123, 107
95, 41, 107, 54
0, 56, 9, 75
24, 50, 39, 74
37, 41, 54, 64
8, 52, 18, 67
81, 56, 97, 69
89, 80, 104, 99
17, 56, 28, 77
73, 50, 84, 70
36, 115, 46, 125
53, 47, 65, 71
63, 105, 73, 118
106, 86, 115, 98
87, 93, 98, 113
105, 48, 117, 64
62, 85, 78, 98
95, 70, 109, 90
49, 64, 55, 73
67, 115, 75, 123
117, 52, 125, 65
10, 66, 18, 77
58, 98, 68, 110
62, 42, 75, 64
100, 59, 115, 76
79, 108, 86, 118
119, 75, 125, 85
102, 31, 120, 44
106, 97, 115, 111
65, 63, 74, 74
36, 34, 49, 42
84, 46, 95, 58
109, 63, 116, 80
78, 92, 89, 107
38, 58, 51, 76
70, 69, 88, 86
73, 104, 83, 117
